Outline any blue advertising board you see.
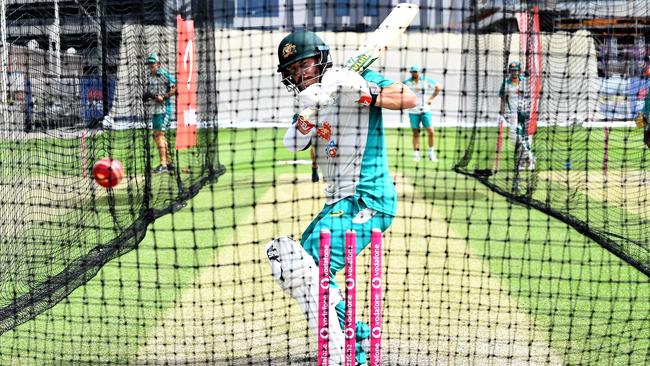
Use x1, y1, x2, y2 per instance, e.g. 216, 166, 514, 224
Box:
598, 76, 650, 120
79, 76, 116, 123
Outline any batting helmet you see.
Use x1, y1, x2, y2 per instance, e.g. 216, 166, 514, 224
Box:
146, 52, 159, 64
508, 61, 521, 72
277, 30, 332, 90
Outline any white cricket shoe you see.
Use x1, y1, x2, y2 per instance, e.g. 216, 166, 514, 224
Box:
413, 151, 420, 162
428, 149, 438, 162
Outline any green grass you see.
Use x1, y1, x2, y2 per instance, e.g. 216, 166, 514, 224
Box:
470, 125, 645, 172
0, 127, 649, 365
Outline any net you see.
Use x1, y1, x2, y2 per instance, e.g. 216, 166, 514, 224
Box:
0, 0, 223, 333
0, 1, 649, 365
456, 1, 650, 275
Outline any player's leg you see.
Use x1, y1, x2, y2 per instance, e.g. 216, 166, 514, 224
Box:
422, 112, 436, 161
152, 114, 169, 173
505, 111, 522, 171
410, 114, 421, 161
265, 235, 346, 365
517, 112, 533, 170
526, 134, 536, 170
310, 146, 319, 182
506, 111, 518, 147
163, 107, 174, 169
302, 196, 394, 365
302, 198, 393, 284
524, 120, 536, 170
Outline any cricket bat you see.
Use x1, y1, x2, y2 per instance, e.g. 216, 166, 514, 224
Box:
298, 3, 418, 120
343, 3, 419, 73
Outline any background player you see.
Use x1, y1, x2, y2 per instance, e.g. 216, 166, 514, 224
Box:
499, 61, 535, 171
635, 55, 650, 148
265, 30, 415, 365
403, 64, 443, 162
144, 52, 176, 174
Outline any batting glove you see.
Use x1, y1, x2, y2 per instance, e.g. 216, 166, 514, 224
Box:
321, 67, 372, 106
296, 84, 334, 110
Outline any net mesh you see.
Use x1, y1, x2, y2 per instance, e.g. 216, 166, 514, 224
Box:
0, 1, 649, 365
0, 0, 223, 334
456, 2, 650, 275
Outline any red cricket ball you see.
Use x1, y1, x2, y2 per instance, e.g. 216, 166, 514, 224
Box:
92, 157, 124, 188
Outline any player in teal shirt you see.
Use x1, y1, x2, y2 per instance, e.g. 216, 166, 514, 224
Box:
265, 30, 416, 365
499, 61, 535, 171
145, 52, 176, 173
637, 55, 650, 148
403, 64, 442, 161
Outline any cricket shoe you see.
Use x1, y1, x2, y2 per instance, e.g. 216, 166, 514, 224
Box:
154, 164, 168, 174
428, 149, 438, 162
413, 151, 420, 162
527, 159, 536, 171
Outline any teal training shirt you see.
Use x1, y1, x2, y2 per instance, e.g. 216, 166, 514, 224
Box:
357, 69, 397, 216
402, 76, 438, 114
146, 67, 176, 115
298, 69, 397, 216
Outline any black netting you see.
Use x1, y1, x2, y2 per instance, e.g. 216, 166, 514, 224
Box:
0, 0, 223, 333
0, 1, 648, 365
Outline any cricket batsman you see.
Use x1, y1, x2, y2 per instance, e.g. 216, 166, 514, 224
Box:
265, 30, 416, 365
499, 61, 536, 171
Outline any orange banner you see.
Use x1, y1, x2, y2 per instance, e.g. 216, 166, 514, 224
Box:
176, 15, 197, 149
516, 8, 542, 136
528, 7, 542, 136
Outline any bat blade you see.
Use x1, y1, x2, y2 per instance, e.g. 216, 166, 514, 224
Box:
343, 3, 419, 73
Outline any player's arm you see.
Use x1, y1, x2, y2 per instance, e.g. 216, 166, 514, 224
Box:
498, 80, 507, 115
374, 82, 416, 110
167, 84, 177, 99
164, 71, 177, 100
284, 113, 314, 152
427, 81, 442, 105
158, 69, 177, 102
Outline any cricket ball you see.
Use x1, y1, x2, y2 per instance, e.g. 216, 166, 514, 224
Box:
92, 157, 124, 188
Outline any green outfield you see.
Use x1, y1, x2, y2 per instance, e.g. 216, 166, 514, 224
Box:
0, 127, 648, 365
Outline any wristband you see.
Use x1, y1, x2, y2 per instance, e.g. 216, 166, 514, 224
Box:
370, 92, 378, 107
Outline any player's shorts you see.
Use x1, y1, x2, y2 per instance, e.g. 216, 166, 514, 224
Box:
408, 112, 432, 129
301, 194, 394, 288
152, 111, 171, 131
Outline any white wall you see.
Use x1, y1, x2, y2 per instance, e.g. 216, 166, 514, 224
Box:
212, 29, 598, 128
108, 27, 600, 129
